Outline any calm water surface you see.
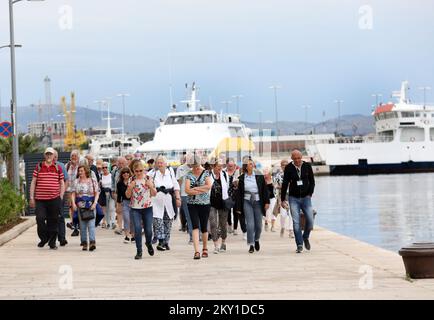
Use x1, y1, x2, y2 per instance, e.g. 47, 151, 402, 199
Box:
313, 173, 434, 252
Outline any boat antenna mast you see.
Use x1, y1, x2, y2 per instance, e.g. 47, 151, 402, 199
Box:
392, 81, 410, 104
180, 82, 200, 112
102, 98, 116, 139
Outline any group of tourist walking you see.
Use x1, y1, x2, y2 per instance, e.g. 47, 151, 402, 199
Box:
30, 147, 316, 259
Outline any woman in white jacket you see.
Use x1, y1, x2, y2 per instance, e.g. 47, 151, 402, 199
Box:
148, 155, 181, 251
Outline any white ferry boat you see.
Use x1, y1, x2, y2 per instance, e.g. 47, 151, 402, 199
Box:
88, 103, 141, 161
306, 81, 434, 175
136, 82, 253, 163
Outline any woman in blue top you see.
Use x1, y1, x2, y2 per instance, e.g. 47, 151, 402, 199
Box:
185, 156, 213, 260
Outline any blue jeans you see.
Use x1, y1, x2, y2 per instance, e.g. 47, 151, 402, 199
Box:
78, 214, 96, 244
181, 196, 193, 240
243, 200, 263, 246
288, 196, 314, 246
122, 200, 133, 233
131, 207, 153, 253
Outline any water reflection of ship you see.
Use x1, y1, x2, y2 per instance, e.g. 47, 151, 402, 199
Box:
136, 82, 253, 163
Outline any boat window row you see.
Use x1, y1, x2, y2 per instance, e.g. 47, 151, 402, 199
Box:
165, 114, 217, 125
376, 111, 434, 121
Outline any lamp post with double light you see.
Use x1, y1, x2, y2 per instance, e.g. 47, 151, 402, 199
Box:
8, 0, 45, 189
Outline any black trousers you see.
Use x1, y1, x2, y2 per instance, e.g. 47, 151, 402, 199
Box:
179, 204, 187, 229
233, 209, 247, 233
58, 197, 66, 242
36, 197, 61, 247
187, 204, 210, 233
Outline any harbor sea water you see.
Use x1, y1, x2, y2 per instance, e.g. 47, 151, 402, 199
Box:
313, 173, 434, 252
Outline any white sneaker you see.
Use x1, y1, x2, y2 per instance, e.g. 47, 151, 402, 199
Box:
228, 225, 233, 234
243, 232, 247, 240
288, 230, 295, 238
233, 230, 238, 236
214, 247, 220, 254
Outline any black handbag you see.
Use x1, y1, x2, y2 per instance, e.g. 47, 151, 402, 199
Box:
79, 207, 95, 221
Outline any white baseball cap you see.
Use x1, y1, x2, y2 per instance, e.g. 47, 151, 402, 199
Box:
44, 147, 56, 154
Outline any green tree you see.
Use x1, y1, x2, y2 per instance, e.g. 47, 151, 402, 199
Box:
0, 134, 41, 183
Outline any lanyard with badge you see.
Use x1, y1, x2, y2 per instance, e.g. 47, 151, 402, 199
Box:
295, 164, 303, 186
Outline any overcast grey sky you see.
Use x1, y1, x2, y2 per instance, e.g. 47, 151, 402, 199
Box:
0, 0, 433, 124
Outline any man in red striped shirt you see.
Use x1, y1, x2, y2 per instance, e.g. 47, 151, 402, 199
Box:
29, 147, 65, 250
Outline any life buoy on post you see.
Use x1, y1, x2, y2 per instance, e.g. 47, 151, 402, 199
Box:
410, 137, 415, 142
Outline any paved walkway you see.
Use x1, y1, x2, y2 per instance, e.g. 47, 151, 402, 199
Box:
1, 220, 434, 299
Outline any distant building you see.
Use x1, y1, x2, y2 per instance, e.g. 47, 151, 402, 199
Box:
28, 121, 66, 137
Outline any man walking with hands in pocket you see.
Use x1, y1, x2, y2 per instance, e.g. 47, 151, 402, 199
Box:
281, 150, 315, 253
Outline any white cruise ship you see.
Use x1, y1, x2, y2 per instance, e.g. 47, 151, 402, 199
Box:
136, 82, 253, 162
306, 81, 434, 175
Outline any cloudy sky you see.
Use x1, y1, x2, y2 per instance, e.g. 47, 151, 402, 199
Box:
0, 0, 433, 125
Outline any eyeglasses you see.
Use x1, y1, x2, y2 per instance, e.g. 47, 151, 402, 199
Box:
122, 172, 130, 175
103, 167, 108, 169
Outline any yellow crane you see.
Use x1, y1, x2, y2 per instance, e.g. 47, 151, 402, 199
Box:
61, 92, 87, 151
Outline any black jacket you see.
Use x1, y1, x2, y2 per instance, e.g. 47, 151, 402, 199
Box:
281, 161, 315, 200
235, 171, 270, 216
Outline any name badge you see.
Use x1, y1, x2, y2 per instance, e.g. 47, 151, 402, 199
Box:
297, 180, 303, 186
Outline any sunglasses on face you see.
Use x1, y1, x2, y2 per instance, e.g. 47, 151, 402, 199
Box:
103, 167, 108, 169
135, 170, 143, 173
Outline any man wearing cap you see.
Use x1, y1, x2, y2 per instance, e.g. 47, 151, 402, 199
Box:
29, 147, 65, 250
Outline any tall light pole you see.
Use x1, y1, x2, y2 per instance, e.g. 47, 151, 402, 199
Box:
418, 86, 431, 109
117, 93, 130, 136
269, 85, 282, 156
8, 0, 44, 189
258, 110, 263, 156
301, 105, 311, 134
232, 94, 243, 115
334, 99, 343, 136
221, 100, 232, 114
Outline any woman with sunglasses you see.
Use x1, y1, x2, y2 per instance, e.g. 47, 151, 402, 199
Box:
126, 161, 157, 259
117, 167, 134, 243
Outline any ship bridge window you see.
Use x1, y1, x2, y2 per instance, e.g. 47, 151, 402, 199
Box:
401, 112, 415, 118
123, 143, 132, 147
400, 127, 424, 142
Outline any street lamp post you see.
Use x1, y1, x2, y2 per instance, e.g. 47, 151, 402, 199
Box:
418, 86, 431, 109
371, 93, 382, 107
117, 93, 130, 137
8, 0, 44, 190
221, 100, 232, 114
232, 95, 243, 115
334, 99, 343, 136
269, 85, 282, 156
301, 105, 311, 134
258, 110, 263, 156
